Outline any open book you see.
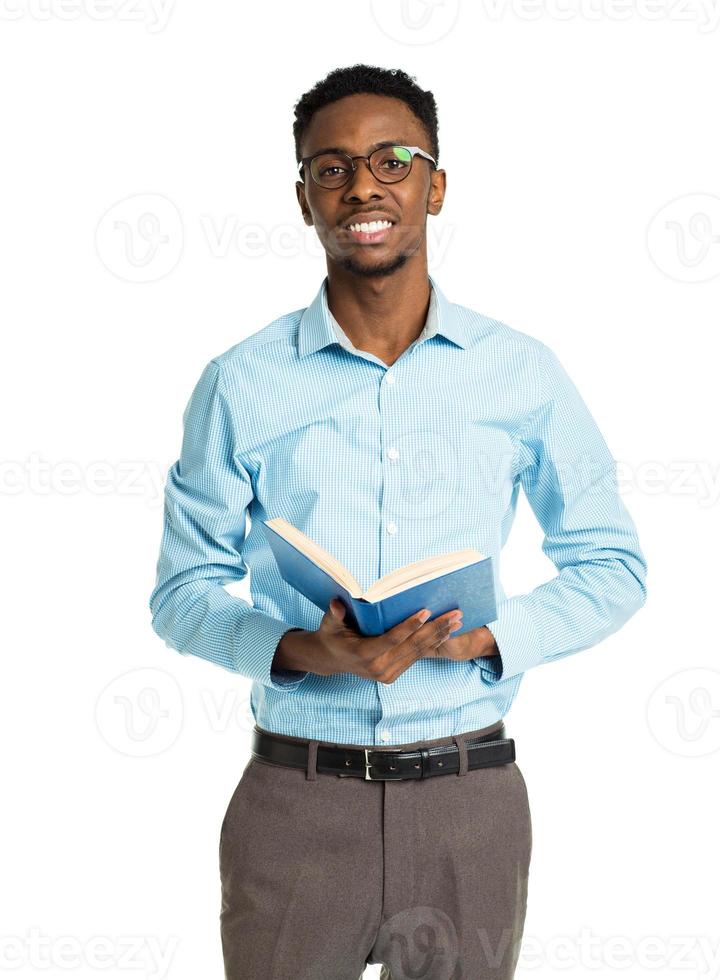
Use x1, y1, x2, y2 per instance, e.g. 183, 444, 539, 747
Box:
262, 517, 497, 637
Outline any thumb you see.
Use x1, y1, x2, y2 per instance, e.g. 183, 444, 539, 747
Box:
329, 598, 346, 621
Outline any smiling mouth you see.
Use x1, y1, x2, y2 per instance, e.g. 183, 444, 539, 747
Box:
342, 219, 396, 244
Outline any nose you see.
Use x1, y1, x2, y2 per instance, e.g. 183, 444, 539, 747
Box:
342, 158, 386, 201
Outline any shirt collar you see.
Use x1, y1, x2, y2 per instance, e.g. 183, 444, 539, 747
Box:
297, 274, 469, 359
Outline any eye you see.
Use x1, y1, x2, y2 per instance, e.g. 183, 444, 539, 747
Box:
319, 165, 348, 177
373, 146, 413, 170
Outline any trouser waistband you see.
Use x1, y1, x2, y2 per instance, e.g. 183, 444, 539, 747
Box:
251, 720, 512, 781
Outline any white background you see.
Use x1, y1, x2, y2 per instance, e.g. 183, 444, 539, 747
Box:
2, 1, 719, 978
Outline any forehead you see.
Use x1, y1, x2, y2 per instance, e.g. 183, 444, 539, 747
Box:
301, 93, 426, 155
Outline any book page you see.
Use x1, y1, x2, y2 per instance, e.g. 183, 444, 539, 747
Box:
363, 549, 485, 602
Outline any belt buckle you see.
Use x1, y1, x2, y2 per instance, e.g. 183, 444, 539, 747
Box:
363, 747, 406, 780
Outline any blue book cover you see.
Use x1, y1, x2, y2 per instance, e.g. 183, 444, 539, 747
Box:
261, 518, 496, 637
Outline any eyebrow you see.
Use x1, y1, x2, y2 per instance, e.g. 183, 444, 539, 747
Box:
304, 139, 408, 158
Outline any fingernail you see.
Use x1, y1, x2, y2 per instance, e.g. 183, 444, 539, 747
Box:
419, 610, 431, 623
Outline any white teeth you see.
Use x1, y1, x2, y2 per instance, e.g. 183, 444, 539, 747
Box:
348, 219, 393, 233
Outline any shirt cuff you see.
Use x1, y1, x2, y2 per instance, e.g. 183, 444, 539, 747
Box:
269, 666, 309, 688
246, 616, 310, 691
476, 596, 544, 685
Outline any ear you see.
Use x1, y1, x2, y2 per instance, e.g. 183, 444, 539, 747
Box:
427, 168, 446, 217
296, 180, 314, 226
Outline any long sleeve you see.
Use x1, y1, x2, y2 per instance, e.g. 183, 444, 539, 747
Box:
148, 358, 309, 690
478, 342, 648, 684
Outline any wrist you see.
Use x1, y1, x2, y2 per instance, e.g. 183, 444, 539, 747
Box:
272, 628, 311, 673
478, 626, 499, 658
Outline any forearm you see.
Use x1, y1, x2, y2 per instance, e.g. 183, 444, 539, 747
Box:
481, 552, 646, 683
150, 579, 308, 690
478, 341, 649, 685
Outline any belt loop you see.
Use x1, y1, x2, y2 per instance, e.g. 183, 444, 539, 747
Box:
452, 734, 469, 776
306, 739, 319, 781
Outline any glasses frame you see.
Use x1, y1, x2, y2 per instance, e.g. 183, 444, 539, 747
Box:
298, 144, 437, 188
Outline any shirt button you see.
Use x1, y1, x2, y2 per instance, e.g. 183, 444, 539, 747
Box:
386, 521, 398, 535
380, 730, 390, 742
386, 373, 395, 385
387, 447, 399, 460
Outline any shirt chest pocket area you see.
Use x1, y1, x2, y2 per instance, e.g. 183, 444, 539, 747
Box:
252, 416, 381, 508
460, 419, 518, 498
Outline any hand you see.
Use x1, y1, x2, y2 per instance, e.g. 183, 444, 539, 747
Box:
428, 625, 500, 663
278, 598, 464, 684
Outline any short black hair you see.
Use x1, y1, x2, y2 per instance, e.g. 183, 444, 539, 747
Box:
293, 64, 439, 167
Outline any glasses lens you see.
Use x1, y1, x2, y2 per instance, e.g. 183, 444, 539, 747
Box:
370, 145, 413, 182
310, 153, 353, 188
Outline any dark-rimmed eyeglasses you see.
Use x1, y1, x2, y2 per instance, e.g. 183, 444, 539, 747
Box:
298, 144, 437, 189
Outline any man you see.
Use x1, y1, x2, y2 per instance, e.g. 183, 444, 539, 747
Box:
149, 64, 648, 980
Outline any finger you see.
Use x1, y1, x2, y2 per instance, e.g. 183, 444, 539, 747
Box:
365, 608, 462, 675
421, 612, 462, 652
394, 611, 460, 664
374, 607, 431, 652
387, 606, 461, 643
382, 616, 458, 680
329, 598, 346, 617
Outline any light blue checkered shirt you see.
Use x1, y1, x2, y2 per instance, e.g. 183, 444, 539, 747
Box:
148, 275, 647, 745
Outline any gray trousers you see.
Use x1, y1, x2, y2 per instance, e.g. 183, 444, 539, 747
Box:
219, 719, 532, 980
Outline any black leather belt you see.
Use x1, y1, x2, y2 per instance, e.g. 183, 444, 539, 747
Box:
250, 723, 514, 780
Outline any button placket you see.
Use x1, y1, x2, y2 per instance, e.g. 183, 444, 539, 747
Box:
377, 367, 401, 745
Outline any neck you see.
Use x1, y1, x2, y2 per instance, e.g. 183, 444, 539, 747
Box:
325, 259, 431, 366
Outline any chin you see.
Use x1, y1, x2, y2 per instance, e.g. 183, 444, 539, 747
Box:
337, 252, 409, 278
